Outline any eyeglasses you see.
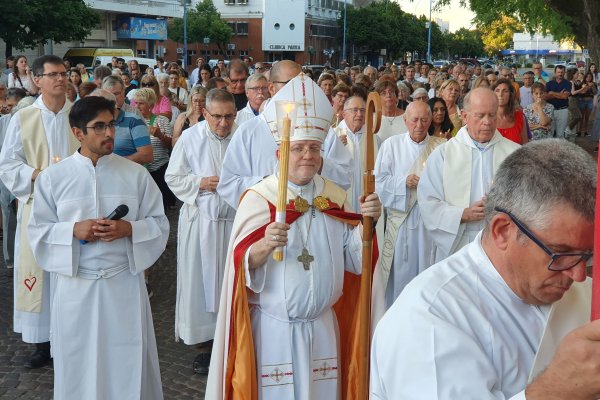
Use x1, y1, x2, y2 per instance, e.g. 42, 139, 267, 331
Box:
290, 144, 321, 155
247, 86, 269, 92
37, 72, 68, 80
229, 77, 247, 85
344, 107, 366, 114
205, 109, 235, 122
141, 82, 155, 87
495, 207, 593, 271
85, 121, 116, 135
255, 67, 265, 71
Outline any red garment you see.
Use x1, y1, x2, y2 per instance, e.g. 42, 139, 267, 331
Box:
498, 109, 525, 144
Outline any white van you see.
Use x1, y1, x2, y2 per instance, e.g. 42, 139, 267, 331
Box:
94, 56, 157, 73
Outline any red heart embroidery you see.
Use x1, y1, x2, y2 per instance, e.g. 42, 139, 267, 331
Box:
24, 277, 37, 291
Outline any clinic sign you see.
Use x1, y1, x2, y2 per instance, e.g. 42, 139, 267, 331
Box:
116, 17, 168, 41
268, 45, 302, 50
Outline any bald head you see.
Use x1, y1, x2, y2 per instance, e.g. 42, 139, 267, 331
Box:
269, 60, 301, 96
461, 87, 498, 143
404, 101, 432, 143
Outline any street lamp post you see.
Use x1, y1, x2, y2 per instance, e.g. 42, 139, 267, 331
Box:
342, 0, 347, 64
427, 0, 432, 63
183, 0, 188, 69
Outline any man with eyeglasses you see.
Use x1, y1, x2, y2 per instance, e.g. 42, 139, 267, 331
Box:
235, 73, 269, 125
207, 73, 382, 399
0, 55, 80, 370
417, 87, 520, 263
372, 139, 599, 399
28, 96, 169, 399
165, 89, 237, 375
254, 62, 266, 74
532, 61, 548, 84
336, 95, 381, 211
226, 59, 249, 111
218, 60, 351, 209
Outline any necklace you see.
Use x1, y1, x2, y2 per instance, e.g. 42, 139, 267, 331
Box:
294, 181, 316, 270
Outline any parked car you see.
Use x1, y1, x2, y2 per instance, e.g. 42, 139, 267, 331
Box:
432, 60, 449, 68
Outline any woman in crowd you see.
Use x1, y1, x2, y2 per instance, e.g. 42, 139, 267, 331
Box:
524, 82, 554, 140
133, 88, 176, 210
69, 68, 82, 90
375, 78, 407, 142
172, 86, 207, 146
77, 63, 91, 82
472, 76, 490, 89
157, 73, 180, 122
138, 75, 172, 121
66, 83, 78, 103
573, 71, 596, 136
8, 55, 37, 96
438, 79, 462, 136
397, 82, 410, 111
492, 78, 528, 144
145, 67, 155, 77
427, 97, 453, 139
212, 66, 222, 79
197, 64, 212, 88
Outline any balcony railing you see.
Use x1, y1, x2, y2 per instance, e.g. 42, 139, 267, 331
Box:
87, 0, 187, 18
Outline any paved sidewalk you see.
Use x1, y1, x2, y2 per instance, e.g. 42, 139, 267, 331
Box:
0, 207, 208, 399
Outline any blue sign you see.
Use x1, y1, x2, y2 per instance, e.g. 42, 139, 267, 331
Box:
116, 17, 168, 41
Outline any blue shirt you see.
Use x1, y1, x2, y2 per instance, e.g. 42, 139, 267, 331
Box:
546, 79, 571, 109
113, 110, 151, 157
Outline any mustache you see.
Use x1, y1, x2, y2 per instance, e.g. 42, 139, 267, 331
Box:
102, 139, 114, 146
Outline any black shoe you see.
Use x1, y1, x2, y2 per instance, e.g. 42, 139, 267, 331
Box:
24, 346, 51, 369
192, 353, 211, 375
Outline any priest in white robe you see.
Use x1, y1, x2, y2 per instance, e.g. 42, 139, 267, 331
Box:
217, 60, 351, 209
371, 139, 600, 400
0, 55, 79, 369
234, 73, 268, 126
165, 89, 237, 373
417, 87, 520, 262
206, 74, 382, 400
374, 101, 445, 308
332, 95, 381, 212
28, 97, 169, 400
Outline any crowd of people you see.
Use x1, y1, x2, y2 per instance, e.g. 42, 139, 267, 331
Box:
0, 53, 600, 400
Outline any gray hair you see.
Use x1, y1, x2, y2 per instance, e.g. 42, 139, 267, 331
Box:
397, 82, 410, 95
245, 73, 267, 90
205, 88, 235, 112
89, 88, 117, 103
156, 73, 169, 83
12, 96, 35, 114
484, 139, 596, 231
101, 75, 124, 90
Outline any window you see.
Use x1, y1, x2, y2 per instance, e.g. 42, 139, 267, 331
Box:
224, 0, 235, 4
237, 22, 249, 35
227, 22, 236, 32
137, 50, 147, 58
239, 50, 248, 57
310, 24, 337, 38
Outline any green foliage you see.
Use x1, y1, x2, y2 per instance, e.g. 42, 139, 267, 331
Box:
479, 16, 523, 56
0, 0, 99, 57
169, 0, 232, 49
446, 28, 484, 58
339, 0, 446, 61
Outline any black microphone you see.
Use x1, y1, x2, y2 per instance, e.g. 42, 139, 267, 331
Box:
80, 204, 129, 244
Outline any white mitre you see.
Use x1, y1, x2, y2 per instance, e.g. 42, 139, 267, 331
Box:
263, 72, 333, 144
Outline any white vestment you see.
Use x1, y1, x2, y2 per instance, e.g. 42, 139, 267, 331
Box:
417, 127, 519, 262
234, 101, 258, 126
28, 152, 169, 400
217, 115, 351, 209
371, 233, 591, 400
333, 120, 380, 212
0, 97, 72, 342
244, 176, 362, 400
374, 133, 444, 307
165, 121, 236, 344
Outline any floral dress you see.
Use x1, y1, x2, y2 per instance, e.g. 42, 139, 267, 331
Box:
524, 103, 554, 140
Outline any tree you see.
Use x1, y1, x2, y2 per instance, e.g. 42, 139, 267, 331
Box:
0, 0, 99, 58
446, 28, 484, 58
340, 0, 445, 62
435, 0, 600, 63
168, 0, 232, 58
479, 16, 523, 56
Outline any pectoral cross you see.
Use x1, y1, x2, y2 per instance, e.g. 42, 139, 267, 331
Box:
297, 247, 314, 271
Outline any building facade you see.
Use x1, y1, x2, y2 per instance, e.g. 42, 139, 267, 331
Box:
165, 0, 357, 68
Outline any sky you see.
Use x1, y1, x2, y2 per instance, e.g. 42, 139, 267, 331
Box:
393, 0, 477, 32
